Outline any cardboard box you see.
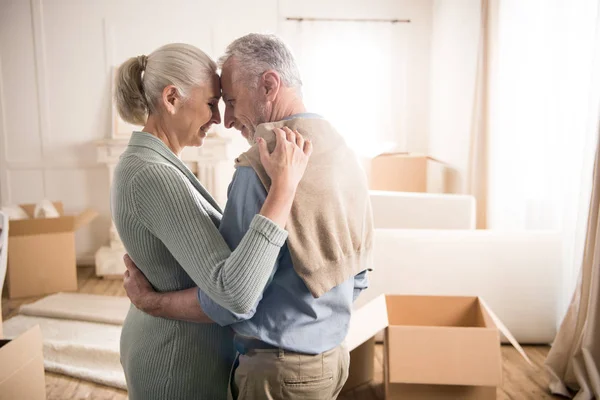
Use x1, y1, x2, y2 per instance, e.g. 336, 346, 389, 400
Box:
0, 325, 46, 400
7, 202, 97, 299
370, 153, 447, 193
345, 294, 529, 399
0, 211, 46, 399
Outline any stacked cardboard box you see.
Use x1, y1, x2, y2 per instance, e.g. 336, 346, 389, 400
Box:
370, 153, 448, 193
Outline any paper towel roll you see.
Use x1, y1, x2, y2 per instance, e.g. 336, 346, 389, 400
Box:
34, 200, 60, 219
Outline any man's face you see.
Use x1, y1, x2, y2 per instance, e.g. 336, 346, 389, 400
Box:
221, 63, 270, 143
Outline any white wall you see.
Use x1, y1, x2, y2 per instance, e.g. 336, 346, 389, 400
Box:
0, 0, 433, 263
427, 0, 482, 194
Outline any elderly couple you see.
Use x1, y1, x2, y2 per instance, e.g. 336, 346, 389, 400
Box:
112, 33, 373, 400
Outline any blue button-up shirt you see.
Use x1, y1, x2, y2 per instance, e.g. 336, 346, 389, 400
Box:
197, 116, 368, 355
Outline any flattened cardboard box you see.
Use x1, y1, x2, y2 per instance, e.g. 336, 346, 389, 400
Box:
342, 294, 389, 392
344, 294, 530, 399
7, 202, 97, 299
0, 325, 46, 400
342, 337, 376, 392
370, 153, 448, 194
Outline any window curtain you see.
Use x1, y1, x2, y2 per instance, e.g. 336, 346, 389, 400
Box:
486, 0, 600, 318
280, 19, 408, 159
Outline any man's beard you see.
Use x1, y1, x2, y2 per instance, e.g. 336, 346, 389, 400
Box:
247, 101, 270, 145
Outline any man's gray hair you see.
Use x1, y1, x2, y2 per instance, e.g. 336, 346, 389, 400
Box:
219, 33, 302, 89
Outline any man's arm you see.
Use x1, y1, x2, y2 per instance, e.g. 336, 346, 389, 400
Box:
123, 255, 213, 323
353, 269, 369, 302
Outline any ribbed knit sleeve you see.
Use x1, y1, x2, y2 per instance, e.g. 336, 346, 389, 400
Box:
130, 163, 287, 314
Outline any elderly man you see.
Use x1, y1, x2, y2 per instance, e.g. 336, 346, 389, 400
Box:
123, 33, 373, 400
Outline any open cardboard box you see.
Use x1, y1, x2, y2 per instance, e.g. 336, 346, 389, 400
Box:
7, 202, 97, 299
344, 294, 530, 398
370, 153, 448, 193
0, 212, 47, 399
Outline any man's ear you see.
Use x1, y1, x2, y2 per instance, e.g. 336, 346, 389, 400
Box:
162, 85, 180, 115
261, 70, 281, 102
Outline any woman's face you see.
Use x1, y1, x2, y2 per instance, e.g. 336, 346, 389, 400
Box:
168, 73, 222, 148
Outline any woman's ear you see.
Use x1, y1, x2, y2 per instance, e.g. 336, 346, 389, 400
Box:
162, 85, 180, 115
261, 70, 281, 102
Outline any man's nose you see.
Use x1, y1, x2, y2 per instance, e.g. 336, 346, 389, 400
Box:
224, 106, 235, 129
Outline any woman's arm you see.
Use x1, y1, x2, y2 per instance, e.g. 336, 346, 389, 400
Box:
130, 128, 311, 315
254, 127, 311, 227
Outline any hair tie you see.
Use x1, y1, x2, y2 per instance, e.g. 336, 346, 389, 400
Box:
138, 55, 148, 71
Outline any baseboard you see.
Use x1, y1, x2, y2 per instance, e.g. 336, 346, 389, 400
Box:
76, 255, 95, 267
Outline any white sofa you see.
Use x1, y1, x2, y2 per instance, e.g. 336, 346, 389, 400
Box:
364, 191, 560, 343
366, 190, 478, 342
370, 190, 476, 230
358, 229, 561, 344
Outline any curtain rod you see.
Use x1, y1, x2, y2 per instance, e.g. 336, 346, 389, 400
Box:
286, 17, 411, 24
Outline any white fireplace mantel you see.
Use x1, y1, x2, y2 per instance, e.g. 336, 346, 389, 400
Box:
94, 134, 233, 278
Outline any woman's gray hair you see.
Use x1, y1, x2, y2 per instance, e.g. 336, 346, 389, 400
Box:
218, 33, 302, 90
115, 43, 217, 126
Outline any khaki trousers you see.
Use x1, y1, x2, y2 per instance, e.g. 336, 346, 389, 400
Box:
228, 343, 349, 400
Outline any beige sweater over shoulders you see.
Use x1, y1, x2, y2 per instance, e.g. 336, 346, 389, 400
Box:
236, 117, 374, 298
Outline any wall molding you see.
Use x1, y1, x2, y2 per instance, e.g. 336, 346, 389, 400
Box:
30, 0, 51, 166
102, 18, 115, 74
7, 161, 104, 171
77, 255, 97, 267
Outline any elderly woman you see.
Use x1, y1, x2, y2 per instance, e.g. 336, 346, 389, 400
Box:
112, 43, 311, 400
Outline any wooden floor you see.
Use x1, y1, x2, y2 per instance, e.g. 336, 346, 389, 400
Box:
2, 267, 562, 400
